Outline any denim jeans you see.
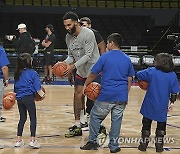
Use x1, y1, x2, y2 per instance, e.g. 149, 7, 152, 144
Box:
0, 79, 4, 117
89, 100, 126, 151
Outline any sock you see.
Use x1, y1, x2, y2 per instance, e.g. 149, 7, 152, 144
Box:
87, 114, 90, 124
80, 110, 86, 124
75, 120, 80, 127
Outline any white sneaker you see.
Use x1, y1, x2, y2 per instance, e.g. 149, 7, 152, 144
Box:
0, 144, 4, 149
29, 140, 40, 149
15, 140, 24, 147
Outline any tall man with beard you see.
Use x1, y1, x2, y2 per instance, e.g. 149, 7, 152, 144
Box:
63, 12, 100, 137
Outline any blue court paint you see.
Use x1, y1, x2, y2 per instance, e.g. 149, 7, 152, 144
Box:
164, 147, 170, 151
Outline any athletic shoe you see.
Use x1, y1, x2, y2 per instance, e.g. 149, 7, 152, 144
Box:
69, 125, 77, 131
80, 141, 99, 150
0, 117, 6, 122
41, 77, 48, 84
48, 78, 53, 84
65, 125, 82, 138
0, 144, 4, 149
110, 147, 121, 153
14, 140, 24, 147
81, 122, 89, 131
29, 140, 40, 149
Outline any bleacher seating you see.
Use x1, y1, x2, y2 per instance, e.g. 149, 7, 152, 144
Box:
33, 0, 41, 6
142, 55, 155, 66
24, 0, 32, 5
1, 12, 179, 55
0, 13, 154, 49
4, 0, 180, 8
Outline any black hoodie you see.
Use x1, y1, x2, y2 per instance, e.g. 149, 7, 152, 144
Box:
13, 32, 35, 55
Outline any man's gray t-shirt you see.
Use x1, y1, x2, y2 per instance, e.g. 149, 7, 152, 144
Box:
65, 27, 100, 78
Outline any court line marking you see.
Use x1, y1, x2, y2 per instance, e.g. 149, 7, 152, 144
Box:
167, 123, 180, 129
2, 145, 180, 150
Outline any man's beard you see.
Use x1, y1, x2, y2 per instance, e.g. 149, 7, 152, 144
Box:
67, 25, 76, 35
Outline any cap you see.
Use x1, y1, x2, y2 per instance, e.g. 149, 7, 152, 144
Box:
16, 23, 26, 30
46, 24, 54, 32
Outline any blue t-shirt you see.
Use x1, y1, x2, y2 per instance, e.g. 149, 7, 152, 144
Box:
136, 67, 180, 122
0, 46, 10, 79
14, 69, 41, 100
91, 50, 135, 102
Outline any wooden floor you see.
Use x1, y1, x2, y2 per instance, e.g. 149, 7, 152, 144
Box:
0, 85, 180, 154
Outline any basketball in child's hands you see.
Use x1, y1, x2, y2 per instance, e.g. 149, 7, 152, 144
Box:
84, 82, 101, 101
35, 86, 45, 101
53, 62, 69, 78
3, 95, 16, 109
138, 80, 148, 90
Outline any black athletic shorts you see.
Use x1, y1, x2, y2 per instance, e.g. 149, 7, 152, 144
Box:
44, 52, 54, 66
74, 73, 101, 86
74, 74, 86, 86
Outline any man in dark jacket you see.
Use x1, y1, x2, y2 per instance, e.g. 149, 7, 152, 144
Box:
8, 23, 35, 55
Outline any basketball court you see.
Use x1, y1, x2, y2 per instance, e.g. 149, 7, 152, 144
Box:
0, 84, 179, 154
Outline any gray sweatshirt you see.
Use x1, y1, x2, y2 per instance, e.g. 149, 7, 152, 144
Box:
65, 27, 100, 78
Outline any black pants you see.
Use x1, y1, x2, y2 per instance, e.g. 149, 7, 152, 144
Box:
17, 95, 37, 137
142, 117, 166, 132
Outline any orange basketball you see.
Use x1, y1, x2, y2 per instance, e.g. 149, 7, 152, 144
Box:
3, 91, 16, 98
35, 86, 45, 101
3, 95, 16, 109
138, 80, 149, 90
53, 62, 69, 78
84, 82, 101, 101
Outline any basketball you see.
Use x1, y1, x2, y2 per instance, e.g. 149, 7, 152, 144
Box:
35, 86, 45, 101
138, 80, 149, 90
84, 82, 101, 101
3, 95, 16, 110
3, 91, 16, 98
53, 62, 69, 78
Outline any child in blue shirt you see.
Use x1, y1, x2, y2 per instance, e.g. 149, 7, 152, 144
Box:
136, 53, 179, 153
0, 38, 9, 149
0, 38, 9, 123
14, 53, 45, 148
80, 33, 135, 153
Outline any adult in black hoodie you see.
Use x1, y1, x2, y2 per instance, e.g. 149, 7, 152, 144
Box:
8, 23, 34, 55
